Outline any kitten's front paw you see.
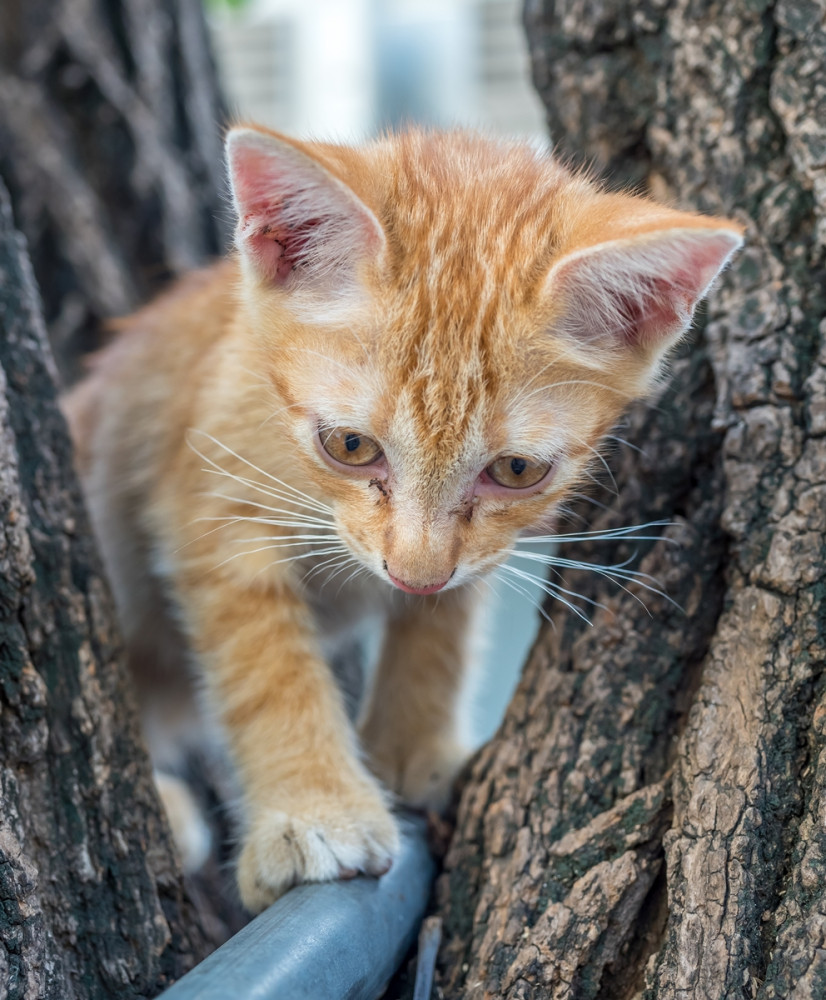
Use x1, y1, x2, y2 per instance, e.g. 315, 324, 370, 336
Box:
237, 789, 400, 912
368, 737, 471, 813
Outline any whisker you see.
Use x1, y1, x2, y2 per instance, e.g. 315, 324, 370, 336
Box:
578, 460, 618, 498
519, 359, 562, 396
513, 544, 669, 565
301, 552, 355, 587
603, 433, 646, 457
251, 545, 351, 581
187, 430, 332, 513
504, 561, 610, 612
544, 554, 669, 588
553, 503, 591, 528
490, 569, 554, 627
334, 562, 372, 597
322, 555, 368, 591
227, 534, 341, 546
201, 471, 332, 518
569, 492, 613, 512
517, 519, 673, 544
500, 564, 594, 626
551, 566, 657, 616
214, 543, 346, 572
522, 550, 680, 615
514, 544, 676, 597
194, 513, 335, 529
503, 562, 607, 615
565, 430, 619, 496
585, 572, 679, 612
180, 509, 337, 555
204, 491, 334, 522
175, 516, 246, 552
201, 469, 332, 517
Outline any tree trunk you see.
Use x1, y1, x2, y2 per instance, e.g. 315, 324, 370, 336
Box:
435, 1, 826, 997
0, 0, 228, 382
0, 1, 235, 994
0, 178, 211, 998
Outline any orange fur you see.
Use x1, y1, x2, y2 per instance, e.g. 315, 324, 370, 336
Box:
63, 127, 742, 911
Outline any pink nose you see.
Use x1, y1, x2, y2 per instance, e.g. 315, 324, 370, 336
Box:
386, 570, 451, 595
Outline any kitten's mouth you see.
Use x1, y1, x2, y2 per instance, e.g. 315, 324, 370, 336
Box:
384, 563, 455, 595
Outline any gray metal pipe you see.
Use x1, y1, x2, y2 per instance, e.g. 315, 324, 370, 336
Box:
160, 815, 435, 1000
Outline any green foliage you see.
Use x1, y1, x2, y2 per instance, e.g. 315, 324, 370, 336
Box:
204, 0, 249, 12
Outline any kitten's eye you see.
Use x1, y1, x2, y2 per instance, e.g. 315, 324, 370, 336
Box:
486, 456, 551, 489
321, 428, 383, 466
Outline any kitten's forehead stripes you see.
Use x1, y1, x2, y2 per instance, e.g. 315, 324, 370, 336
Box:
231, 126, 741, 508
371, 134, 568, 455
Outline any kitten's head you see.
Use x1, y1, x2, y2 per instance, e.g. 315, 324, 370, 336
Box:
225, 126, 742, 594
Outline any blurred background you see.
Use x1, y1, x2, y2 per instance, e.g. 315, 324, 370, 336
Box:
206, 0, 546, 142
206, 0, 550, 741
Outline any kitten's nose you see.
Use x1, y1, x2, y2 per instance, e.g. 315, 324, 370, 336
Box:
384, 563, 455, 595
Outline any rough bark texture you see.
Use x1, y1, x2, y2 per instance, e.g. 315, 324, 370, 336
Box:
0, 0, 228, 382
0, 1, 237, 994
435, 1, 826, 997
0, 178, 212, 999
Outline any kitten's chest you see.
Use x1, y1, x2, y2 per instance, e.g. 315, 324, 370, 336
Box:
303, 566, 399, 647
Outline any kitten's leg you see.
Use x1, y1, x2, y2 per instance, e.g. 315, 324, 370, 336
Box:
154, 771, 212, 873
182, 575, 399, 913
359, 587, 478, 812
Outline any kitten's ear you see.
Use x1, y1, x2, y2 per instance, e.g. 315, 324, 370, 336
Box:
226, 127, 385, 295
545, 224, 743, 356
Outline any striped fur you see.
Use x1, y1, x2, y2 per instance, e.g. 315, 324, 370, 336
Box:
63, 126, 742, 911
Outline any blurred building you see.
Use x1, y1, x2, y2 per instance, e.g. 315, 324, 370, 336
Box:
209, 0, 547, 140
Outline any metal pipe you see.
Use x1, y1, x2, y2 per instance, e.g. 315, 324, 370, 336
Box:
160, 815, 435, 1000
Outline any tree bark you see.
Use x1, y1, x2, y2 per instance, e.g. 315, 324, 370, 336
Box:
435, 1, 826, 997
0, 0, 228, 382
0, 177, 211, 998
0, 1, 236, 994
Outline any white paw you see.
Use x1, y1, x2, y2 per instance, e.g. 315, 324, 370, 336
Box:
154, 771, 212, 873
237, 790, 400, 912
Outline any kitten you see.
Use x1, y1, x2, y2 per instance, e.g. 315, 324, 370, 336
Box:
63, 126, 742, 912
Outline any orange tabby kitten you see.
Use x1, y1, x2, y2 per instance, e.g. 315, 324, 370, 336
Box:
64, 126, 742, 912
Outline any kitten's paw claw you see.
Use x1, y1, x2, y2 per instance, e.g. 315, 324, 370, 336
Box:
237, 796, 400, 912
374, 857, 393, 877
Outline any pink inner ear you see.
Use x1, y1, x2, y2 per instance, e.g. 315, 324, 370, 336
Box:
232, 146, 314, 284
615, 279, 694, 348
241, 210, 325, 283
227, 132, 384, 291
552, 228, 742, 351
625, 238, 738, 347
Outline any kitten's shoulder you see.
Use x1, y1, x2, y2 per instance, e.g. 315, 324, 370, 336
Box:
86, 259, 238, 385
63, 260, 239, 471
112, 258, 239, 342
